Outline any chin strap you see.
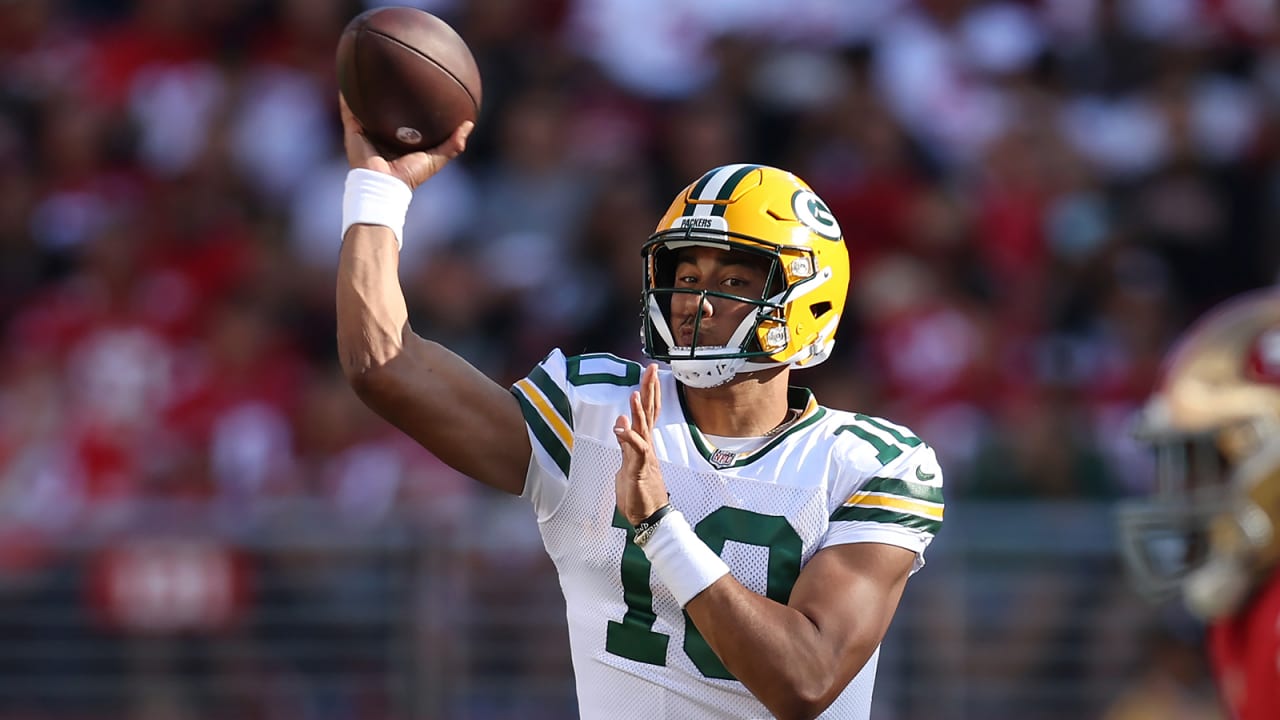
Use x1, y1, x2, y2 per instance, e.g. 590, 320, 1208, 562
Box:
669, 358, 746, 388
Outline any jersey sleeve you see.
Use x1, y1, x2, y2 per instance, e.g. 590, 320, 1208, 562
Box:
825, 428, 944, 573
510, 348, 577, 520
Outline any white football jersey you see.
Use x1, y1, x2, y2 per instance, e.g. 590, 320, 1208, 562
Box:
511, 350, 943, 720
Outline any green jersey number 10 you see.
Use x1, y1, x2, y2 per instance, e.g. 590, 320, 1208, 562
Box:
605, 507, 802, 680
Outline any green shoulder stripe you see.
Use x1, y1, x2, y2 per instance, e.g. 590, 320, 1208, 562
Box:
829, 506, 942, 534
511, 388, 571, 476
528, 365, 573, 431
858, 476, 943, 504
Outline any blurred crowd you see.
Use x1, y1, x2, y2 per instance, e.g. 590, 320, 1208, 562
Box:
2, 0, 1277, 537
2, 0, 1277, 717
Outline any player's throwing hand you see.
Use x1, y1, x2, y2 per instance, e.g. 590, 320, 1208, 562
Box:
338, 93, 472, 190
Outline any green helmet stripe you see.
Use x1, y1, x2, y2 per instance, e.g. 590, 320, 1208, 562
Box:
682, 168, 717, 216
681, 164, 762, 218
709, 164, 761, 217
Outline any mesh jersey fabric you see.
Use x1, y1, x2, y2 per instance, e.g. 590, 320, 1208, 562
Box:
511, 350, 943, 719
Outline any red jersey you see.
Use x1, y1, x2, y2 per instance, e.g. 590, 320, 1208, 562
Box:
1208, 571, 1280, 720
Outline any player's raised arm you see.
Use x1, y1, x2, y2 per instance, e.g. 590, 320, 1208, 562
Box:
334, 95, 531, 494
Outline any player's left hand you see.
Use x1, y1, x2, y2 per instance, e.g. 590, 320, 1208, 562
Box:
614, 364, 669, 525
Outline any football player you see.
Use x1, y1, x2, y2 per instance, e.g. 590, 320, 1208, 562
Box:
334, 96, 943, 720
1118, 288, 1280, 720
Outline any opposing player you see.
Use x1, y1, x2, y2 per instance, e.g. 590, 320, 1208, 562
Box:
335, 95, 943, 719
1118, 288, 1280, 720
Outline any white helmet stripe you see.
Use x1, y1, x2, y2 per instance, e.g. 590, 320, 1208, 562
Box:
688, 163, 759, 217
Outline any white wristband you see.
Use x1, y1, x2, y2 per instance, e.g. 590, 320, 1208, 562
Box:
341, 168, 413, 249
640, 510, 731, 607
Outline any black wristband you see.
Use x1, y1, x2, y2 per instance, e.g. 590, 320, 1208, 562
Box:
632, 503, 674, 537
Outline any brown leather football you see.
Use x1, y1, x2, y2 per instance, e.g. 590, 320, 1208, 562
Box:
336, 7, 481, 155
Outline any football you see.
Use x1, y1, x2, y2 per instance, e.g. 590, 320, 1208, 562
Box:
336, 7, 482, 155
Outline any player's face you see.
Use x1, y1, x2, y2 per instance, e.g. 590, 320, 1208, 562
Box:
668, 247, 770, 348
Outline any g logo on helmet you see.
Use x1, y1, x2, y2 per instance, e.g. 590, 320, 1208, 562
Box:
791, 190, 841, 240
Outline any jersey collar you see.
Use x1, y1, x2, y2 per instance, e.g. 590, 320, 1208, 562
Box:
677, 384, 826, 470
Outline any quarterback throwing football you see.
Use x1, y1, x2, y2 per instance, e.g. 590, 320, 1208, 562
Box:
334, 96, 943, 720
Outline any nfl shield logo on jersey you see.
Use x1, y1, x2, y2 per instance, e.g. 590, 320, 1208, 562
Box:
709, 448, 737, 468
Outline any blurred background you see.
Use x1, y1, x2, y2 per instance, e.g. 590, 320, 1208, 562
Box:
0, 0, 1277, 718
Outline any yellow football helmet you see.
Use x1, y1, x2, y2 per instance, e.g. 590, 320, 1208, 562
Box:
1118, 287, 1280, 619
641, 164, 850, 388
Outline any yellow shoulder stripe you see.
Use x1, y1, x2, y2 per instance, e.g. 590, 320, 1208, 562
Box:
514, 378, 574, 451
843, 493, 944, 521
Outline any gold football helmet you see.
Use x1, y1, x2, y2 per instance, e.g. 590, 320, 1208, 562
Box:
641, 164, 850, 388
1118, 288, 1280, 619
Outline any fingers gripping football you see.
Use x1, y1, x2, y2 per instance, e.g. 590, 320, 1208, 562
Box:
339, 93, 472, 190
